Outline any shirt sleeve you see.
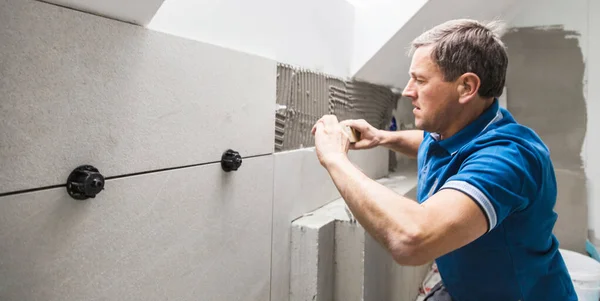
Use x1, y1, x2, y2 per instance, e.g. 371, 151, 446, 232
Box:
439, 142, 540, 232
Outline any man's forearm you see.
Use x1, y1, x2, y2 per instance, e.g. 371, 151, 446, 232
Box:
323, 155, 428, 265
378, 130, 424, 158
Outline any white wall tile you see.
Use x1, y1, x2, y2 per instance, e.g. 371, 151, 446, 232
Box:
0, 155, 273, 301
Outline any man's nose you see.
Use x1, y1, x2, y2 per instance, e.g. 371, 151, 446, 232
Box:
402, 81, 416, 99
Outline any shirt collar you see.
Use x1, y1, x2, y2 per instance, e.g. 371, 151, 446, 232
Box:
431, 99, 503, 155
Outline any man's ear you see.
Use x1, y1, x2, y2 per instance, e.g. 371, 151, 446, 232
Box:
456, 73, 481, 104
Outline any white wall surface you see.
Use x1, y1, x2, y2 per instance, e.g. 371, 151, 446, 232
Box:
350, 0, 427, 76
505, 0, 600, 238
148, 0, 355, 78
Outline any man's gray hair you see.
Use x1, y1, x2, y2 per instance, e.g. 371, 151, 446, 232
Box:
410, 19, 508, 98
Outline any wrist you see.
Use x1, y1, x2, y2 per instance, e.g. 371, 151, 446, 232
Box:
322, 153, 350, 169
376, 129, 390, 146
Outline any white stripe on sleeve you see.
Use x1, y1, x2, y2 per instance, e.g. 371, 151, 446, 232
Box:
441, 180, 498, 231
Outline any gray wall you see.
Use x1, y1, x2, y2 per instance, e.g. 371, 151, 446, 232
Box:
503, 26, 588, 253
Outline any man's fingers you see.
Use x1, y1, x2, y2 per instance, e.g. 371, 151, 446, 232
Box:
340, 119, 367, 131
321, 114, 339, 126
340, 119, 356, 127
312, 120, 325, 135
353, 139, 371, 149
313, 115, 340, 135
312, 117, 326, 135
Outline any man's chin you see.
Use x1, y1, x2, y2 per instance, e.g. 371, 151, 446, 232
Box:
414, 119, 424, 130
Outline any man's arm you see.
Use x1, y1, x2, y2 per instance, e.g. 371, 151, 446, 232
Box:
313, 115, 489, 265
379, 130, 424, 158
339, 119, 423, 158
323, 155, 488, 266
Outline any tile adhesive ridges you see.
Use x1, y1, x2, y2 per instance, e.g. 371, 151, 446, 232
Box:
275, 64, 398, 152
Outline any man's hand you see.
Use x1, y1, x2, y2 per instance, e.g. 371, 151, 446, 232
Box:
340, 119, 383, 150
311, 115, 350, 167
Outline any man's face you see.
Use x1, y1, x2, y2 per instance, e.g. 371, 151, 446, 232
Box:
402, 45, 460, 134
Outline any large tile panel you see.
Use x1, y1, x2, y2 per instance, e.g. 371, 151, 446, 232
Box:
0, 0, 275, 194
0, 155, 273, 301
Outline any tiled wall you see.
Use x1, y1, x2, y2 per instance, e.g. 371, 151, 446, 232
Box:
0, 1, 401, 300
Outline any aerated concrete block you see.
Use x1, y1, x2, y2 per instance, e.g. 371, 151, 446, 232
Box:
290, 214, 336, 301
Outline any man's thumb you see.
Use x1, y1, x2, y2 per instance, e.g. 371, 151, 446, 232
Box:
353, 139, 371, 149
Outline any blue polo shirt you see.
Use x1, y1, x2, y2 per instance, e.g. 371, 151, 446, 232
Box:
417, 99, 577, 301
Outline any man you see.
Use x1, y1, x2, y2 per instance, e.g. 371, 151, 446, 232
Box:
311, 19, 577, 301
